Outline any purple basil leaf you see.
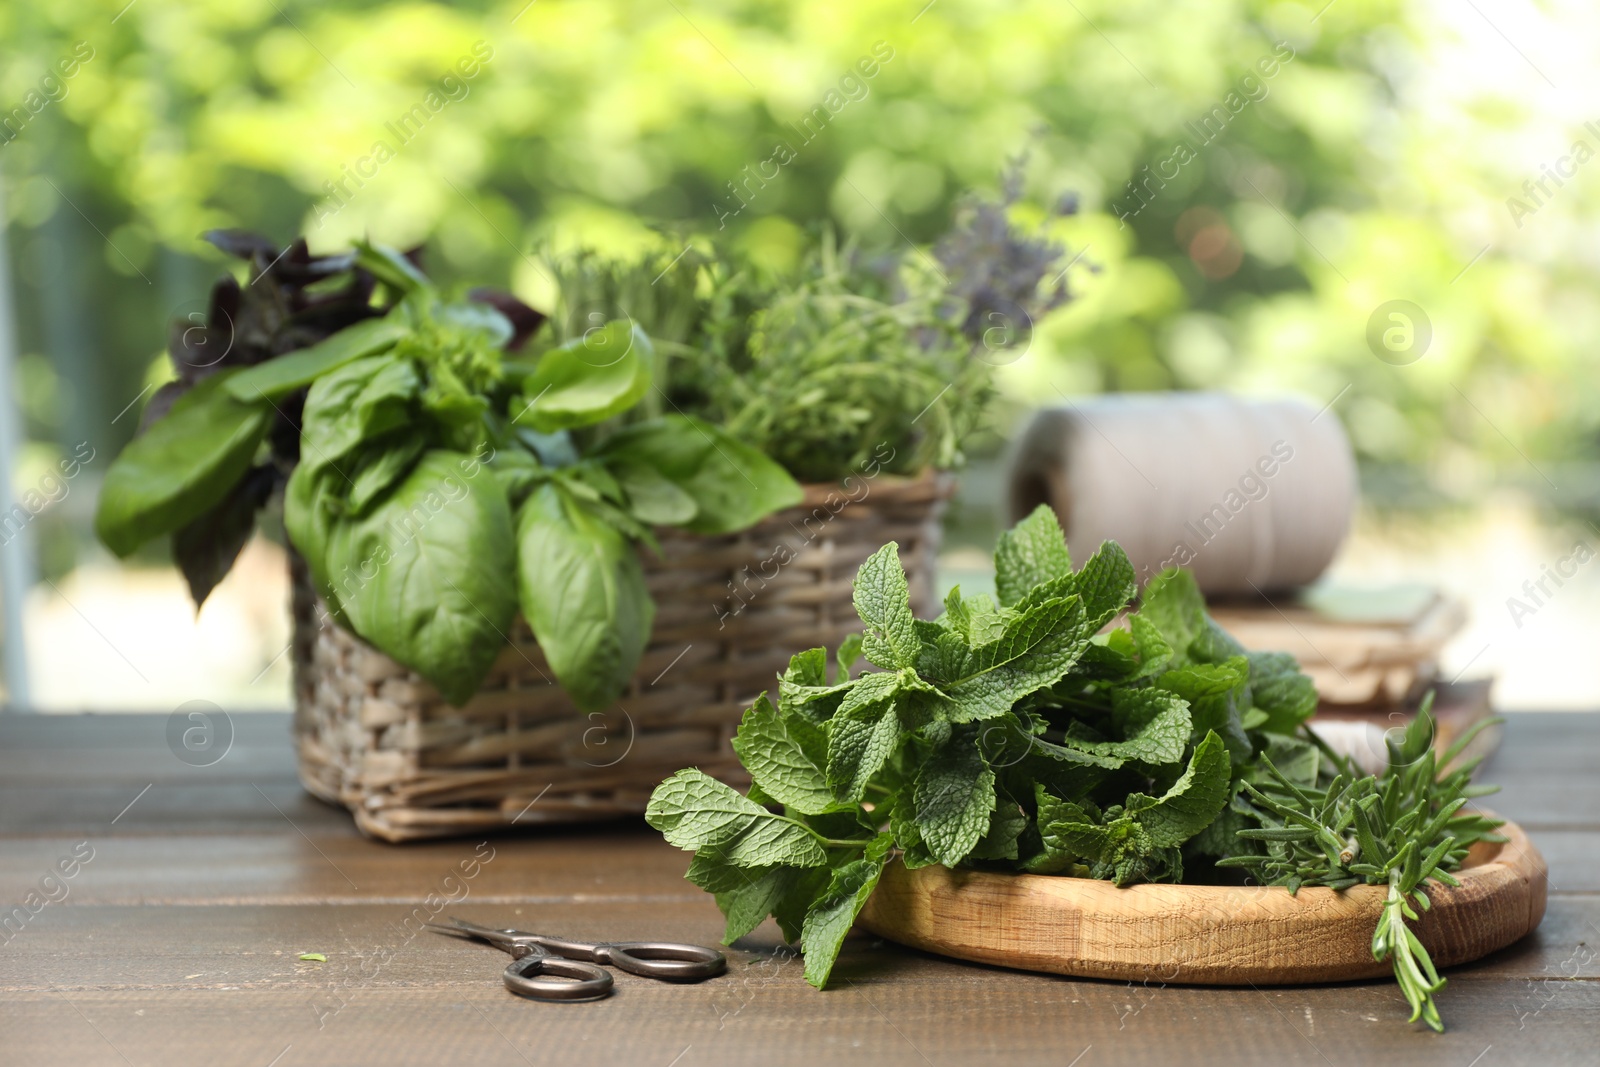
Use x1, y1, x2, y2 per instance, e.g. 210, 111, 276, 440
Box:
172, 463, 276, 609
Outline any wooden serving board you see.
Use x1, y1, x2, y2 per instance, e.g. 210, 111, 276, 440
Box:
857, 817, 1545, 985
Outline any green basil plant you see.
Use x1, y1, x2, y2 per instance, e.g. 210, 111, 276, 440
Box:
96, 240, 802, 708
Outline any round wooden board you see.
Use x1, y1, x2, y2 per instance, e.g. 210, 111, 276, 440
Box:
856, 816, 1546, 985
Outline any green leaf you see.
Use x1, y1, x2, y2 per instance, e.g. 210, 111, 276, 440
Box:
824, 673, 902, 802
596, 414, 802, 535
800, 834, 894, 989
912, 731, 997, 866
835, 633, 864, 681
1246, 653, 1319, 735
940, 587, 1006, 644
96, 371, 272, 557
515, 482, 655, 712
346, 435, 427, 515
1073, 541, 1137, 628
298, 354, 421, 475
323, 450, 516, 705
853, 543, 920, 670
354, 240, 432, 293
772, 867, 833, 944
936, 593, 1089, 721
686, 856, 800, 944
614, 462, 698, 525
731, 695, 840, 815
646, 769, 828, 868
1128, 614, 1174, 678
1023, 786, 1091, 873
1140, 568, 1207, 661
224, 315, 410, 403
993, 504, 1072, 608
1126, 730, 1232, 848
1156, 659, 1253, 763
516, 321, 652, 432
1076, 688, 1193, 767
283, 460, 347, 619
969, 799, 1028, 860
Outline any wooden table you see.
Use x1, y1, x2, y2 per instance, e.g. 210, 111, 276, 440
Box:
2, 712, 1595, 1066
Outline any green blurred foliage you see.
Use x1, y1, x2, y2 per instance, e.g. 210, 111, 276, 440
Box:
2, 0, 1594, 506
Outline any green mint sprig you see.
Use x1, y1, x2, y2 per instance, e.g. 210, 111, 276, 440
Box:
647, 505, 1322, 989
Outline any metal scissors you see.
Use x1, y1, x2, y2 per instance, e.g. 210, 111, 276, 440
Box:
428, 916, 726, 1001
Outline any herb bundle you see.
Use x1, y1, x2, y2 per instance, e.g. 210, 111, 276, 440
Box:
1221, 697, 1504, 1030
96, 242, 800, 709
542, 168, 1079, 483
646, 506, 1501, 1029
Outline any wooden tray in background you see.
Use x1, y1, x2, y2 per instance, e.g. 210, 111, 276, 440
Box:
857, 817, 1545, 985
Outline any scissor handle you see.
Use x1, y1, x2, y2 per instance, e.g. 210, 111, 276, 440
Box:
501, 952, 615, 1001
593, 941, 727, 981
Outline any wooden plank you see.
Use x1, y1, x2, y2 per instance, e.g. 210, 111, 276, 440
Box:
4, 824, 1595, 905
1, 971, 1594, 1067
4, 896, 1597, 994
0, 827, 701, 904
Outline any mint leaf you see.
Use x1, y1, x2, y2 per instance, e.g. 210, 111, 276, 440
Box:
714, 866, 797, 944
835, 633, 864, 681
937, 594, 1089, 721
1128, 614, 1174, 678
1072, 540, 1137, 628
854, 543, 920, 669
912, 731, 997, 866
646, 769, 827, 868
824, 674, 902, 803
1141, 568, 1207, 661
1125, 730, 1232, 847
1157, 659, 1252, 763
969, 799, 1028, 860
731, 695, 839, 815
772, 866, 832, 944
940, 587, 1006, 644
800, 834, 894, 988
1246, 651, 1319, 734
994, 504, 1072, 607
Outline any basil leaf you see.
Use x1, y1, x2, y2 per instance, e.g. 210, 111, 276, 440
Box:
595, 414, 802, 535
515, 482, 654, 712
515, 321, 651, 432
171, 463, 274, 608
283, 460, 348, 620
613, 462, 698, 525
354, 240, 431, 294
224, 315, 409, 403
299, 355, 421, 475
324, 450, 515, 706
95, 371, 272, 557
346, 435, 427, 515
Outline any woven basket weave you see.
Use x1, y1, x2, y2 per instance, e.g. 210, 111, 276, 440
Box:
291, 471, 954, 841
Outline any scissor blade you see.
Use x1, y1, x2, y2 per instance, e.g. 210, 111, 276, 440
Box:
427, 916, 523, 950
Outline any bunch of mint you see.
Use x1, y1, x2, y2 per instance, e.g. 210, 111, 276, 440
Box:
646, 505, 1320, 989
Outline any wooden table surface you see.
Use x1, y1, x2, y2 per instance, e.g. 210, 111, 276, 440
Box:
1, 712, 1595, 1066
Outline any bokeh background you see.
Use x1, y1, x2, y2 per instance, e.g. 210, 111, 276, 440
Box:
2, 0, 1598, 712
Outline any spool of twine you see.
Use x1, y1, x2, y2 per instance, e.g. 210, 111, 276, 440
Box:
1005, 393, 1356, 594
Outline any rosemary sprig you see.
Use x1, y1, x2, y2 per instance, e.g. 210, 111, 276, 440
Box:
1218, 694, 1506, 1031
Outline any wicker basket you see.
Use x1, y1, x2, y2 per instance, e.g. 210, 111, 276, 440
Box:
291, 471, 955, 841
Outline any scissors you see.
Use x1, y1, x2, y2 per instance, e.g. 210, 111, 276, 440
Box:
427, 916, 726, 1001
